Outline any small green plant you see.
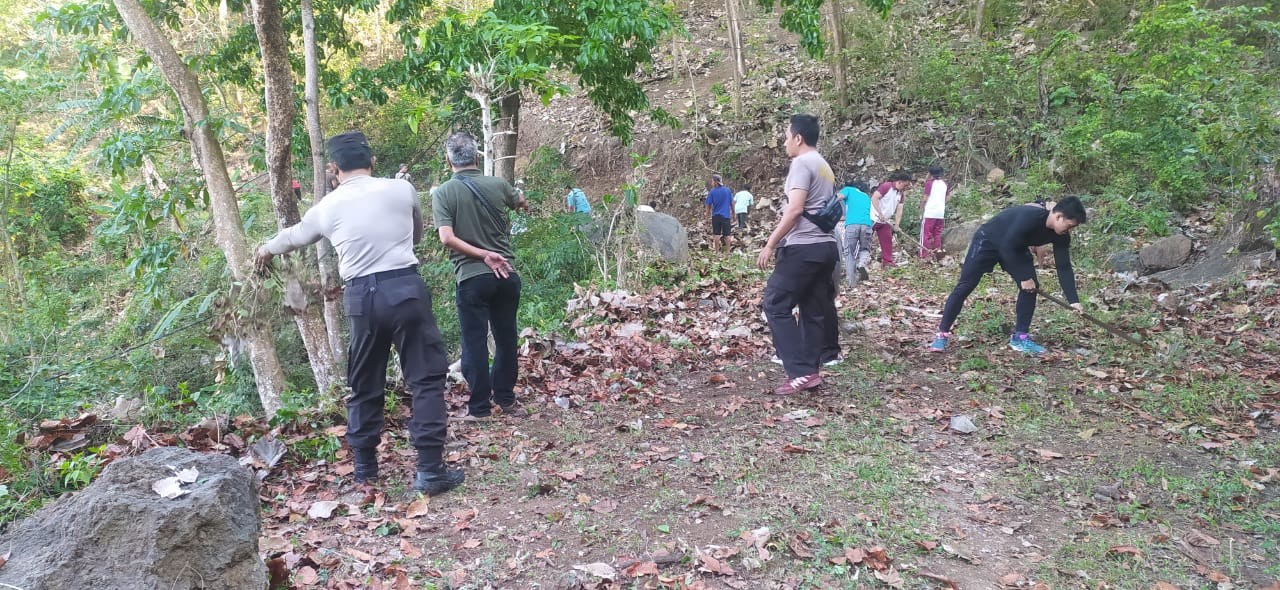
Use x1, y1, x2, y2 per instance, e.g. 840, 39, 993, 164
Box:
291, 434, 342, 463
55, 449, 105, 490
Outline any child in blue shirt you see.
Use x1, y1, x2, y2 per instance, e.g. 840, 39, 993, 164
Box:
839, 179, 874, 286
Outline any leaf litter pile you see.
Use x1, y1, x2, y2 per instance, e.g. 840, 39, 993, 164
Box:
8, 263, 1279, 589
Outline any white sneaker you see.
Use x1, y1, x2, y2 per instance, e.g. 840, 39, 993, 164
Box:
770, 355, 783, 365
823, 357, 843, 367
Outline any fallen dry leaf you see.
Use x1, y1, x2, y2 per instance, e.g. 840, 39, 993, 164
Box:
920, 571, 960, 589
152, 476, 190, 499
1034, 448, 1065, 460
399, 539, 422, 559
405, 497, 430, 518
698, 553, 735, 576
1185, 528, 1220, 547
864, 546, 891, 572
788, 534, 815, 558
345, 547, 375, 562
1108, 545, 1144, 558
297, 566, 319, 585
573, 562, 616, 580
307, 500, 340, 519
1000, 573, 1026, 587
1151, 582, 1181, 590
780, 443, 812, 454
622, 560, 660, 577
873, 568, 905, 588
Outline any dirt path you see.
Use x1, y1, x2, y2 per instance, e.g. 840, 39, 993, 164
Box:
258, 258, 1280, 589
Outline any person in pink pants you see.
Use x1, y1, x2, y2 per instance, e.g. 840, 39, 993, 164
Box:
919, 165, 949, 259
870, 172, 913, 268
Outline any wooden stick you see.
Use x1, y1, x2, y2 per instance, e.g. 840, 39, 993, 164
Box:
889, 223, 943, 256
1036, 289, 1154, 351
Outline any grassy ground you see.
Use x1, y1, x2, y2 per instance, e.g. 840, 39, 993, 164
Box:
256, 250, 1280, 589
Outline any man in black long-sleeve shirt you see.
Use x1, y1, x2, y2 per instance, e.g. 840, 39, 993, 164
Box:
929, 197, 1087, 354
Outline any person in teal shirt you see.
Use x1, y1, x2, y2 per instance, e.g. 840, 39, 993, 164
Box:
565, 186, 591, 213
839, 179, 874, 287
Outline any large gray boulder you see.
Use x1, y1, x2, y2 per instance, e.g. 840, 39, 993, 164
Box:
942, 220, 982, 254
635, 210, 690, 264
1139, 234, 1193, 272
0, 446, 265, 590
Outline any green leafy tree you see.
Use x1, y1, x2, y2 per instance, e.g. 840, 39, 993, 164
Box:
1059, 1, 1280, 209
359, 0, 678, 182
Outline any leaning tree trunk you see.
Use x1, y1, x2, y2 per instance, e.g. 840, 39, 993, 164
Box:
300, 0, 345, 370
495, 92, 520, 184
973, 0, 986, 37
114, 0, 287, 416
250, 0, 341, 397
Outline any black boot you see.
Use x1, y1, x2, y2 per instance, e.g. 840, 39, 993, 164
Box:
414, 463, 465, 495
352, 447, 378, 484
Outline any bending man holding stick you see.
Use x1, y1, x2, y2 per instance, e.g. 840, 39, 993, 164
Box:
929, 197, 1088, 355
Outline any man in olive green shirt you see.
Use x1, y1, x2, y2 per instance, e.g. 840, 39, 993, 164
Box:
432, 132, 529, 420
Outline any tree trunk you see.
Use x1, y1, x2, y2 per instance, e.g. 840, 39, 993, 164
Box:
300, 0, 345, 370
828, 0, 849, 109
1239, 164, 1280, 252
114, 0, 287, 416
250, 0, 341, 398
0, 122, 25, 310
250, 0, 340, 395
495, 92, 520, 183
725, 0, 745, 116
467, 63, 497, 177
974, 0, 986, 37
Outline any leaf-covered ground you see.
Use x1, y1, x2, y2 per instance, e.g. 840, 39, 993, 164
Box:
237, 250, 1280, 589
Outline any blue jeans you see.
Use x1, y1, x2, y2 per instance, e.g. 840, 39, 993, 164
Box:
456, 272, 522, 416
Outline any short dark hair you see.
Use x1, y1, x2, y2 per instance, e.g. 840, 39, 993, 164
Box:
789, 114, 820, 147
844, 177, 860, 189
1054, 196, 1087, 224
742, 182, 752, 190
327, 131, 373, 172
445, 132, 478, 167
852, 180, 870, 193
890, 171, 913, 182
928, 165, 944, 177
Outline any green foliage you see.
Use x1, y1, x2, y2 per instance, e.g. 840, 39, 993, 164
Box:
492, 0, 679, 141
1059, 2, 1280, 209
513, 215, 592, 332
54, 449, 104, 490
520, 146, 574, 205
758, 0, 893, 59
898, 1, 1279, 237
2, 157, 92, 256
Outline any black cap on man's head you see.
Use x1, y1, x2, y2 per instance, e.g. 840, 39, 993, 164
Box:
328, 131, 373, 172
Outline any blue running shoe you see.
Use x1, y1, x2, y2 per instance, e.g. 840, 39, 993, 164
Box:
929, 332, 950, 352
1008, 333, 1047, 354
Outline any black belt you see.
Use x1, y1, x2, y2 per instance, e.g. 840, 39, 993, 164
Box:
346, 266, 418, 286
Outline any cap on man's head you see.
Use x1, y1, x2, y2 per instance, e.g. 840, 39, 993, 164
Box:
711, 173, 723, 185
327, 131, 373, 172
